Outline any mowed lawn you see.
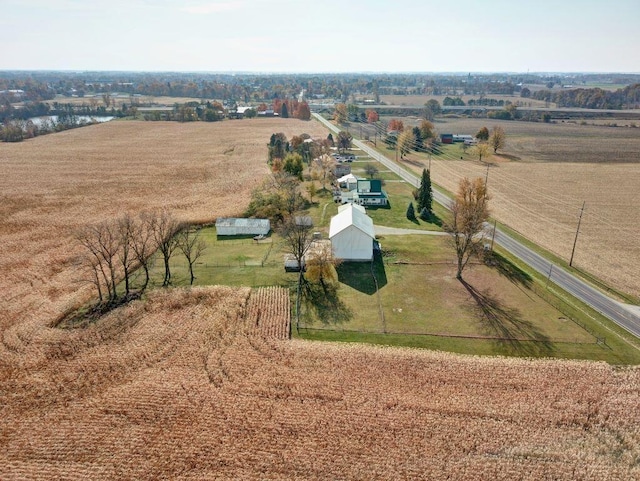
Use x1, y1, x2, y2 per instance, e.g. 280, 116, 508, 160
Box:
148, 223, 638, 362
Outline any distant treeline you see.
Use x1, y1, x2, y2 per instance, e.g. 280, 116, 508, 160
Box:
532, 84, 640, 109
3, 71, 640, 108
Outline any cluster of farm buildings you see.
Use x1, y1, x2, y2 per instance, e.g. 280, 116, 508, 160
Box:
216, 201, 377, 270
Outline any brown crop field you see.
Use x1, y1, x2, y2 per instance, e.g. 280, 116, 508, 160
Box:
0, 118, 328, 334
395, 118, 640, 298
1, 286, 639, 480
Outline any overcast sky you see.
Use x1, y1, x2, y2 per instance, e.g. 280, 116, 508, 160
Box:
1, 0, 639, 73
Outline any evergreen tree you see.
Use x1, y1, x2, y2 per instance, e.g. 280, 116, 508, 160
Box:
406, 202, 416, 221
417, 168, 433, 213
280, 102, 289, 118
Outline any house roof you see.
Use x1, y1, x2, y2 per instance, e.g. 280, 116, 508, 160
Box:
338, 173, 358, 183
329, 204, 375, 239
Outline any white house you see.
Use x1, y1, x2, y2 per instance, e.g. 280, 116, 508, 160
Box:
329, 204, 375, 261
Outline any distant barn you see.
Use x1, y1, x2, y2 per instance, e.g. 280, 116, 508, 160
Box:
215, 218, 270, 236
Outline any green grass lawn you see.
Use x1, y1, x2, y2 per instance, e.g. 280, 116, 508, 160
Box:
296, 235, 640, 364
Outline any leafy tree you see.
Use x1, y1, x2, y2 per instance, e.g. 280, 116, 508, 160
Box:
334, 103, 347, 124
444, 178, 490, 279
416, 168, 432, 213
388, 119, 404, 132
475, 126, 489, 141
283, 153, 304, 180
520, 87, 531, 98
366, 109, 379, 123
347, 104, 360, 121
337, 130, 352, 153
244, 108, 257, 118
424, 99, 441, 120
305, 242, 341, 292
397, 129, 414, 158
419, 120, 435, 140
268, 132, 289, 162
295, 101, 311, 120
489, 126, 506, 153
473, 143, 490, 162
306, 182, 318, 202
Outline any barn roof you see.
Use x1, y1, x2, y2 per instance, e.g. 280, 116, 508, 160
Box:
329, 204, 375, 239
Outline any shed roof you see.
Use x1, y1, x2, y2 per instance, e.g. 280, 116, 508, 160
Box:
215, 218, 270, 228
329, 204, 375, 239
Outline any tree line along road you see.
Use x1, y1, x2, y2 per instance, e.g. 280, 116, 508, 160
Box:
312, 113, 640, 340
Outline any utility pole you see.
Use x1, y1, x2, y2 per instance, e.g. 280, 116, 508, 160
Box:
569, 201, 586, 267
429, 153, 432, 171
490, 219, 497, 251
546, 264, 554, 289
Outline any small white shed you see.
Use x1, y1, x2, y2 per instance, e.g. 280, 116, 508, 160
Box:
215, 218, 270, 236
329, 204, 375, 261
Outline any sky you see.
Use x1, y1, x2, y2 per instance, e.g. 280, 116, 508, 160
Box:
1, 0, 639, 73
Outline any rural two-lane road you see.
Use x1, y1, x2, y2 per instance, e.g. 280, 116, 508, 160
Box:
312, 113, 640, 339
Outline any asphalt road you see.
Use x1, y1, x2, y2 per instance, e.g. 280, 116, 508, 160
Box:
312, 113, 640, 339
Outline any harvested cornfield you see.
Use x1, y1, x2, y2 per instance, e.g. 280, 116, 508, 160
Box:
1, 287, 638, 480
0, 118, 328, 334
245, 286, 290, 339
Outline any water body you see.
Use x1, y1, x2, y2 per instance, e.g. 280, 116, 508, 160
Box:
27, 115, 115, 127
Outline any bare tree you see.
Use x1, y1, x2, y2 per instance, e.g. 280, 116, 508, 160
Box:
364, 163, 379, 179
177, 227, 207, 285
312, 155, 336, 190
151, 210, 181, 287
76, 221, 120, 302
444, 177, 491, 280
130, 211, 158, 293
117, 213, 137, 297
279, 215, 314, 329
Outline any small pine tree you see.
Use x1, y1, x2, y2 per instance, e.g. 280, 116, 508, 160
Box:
419, 207, 430, 221
417, 168, 433, 213
406, 202, 416, 221
280, 102, 289, 118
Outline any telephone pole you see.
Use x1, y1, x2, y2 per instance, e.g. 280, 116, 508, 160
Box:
569, 201, 586, 267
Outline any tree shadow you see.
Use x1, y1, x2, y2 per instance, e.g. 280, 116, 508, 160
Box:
486, 252, 532, 289
301, 282, 352, 326
460, 279, 554, 357
337, 254, 387, 295
420, 211, 443, 228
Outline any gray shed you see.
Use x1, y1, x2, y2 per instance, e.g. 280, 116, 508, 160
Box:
215, 218, 271, 236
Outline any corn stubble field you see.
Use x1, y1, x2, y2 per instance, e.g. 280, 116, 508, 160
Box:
2, 119, 640, 479
2, 286, 639, 479
426, 118, 640, 297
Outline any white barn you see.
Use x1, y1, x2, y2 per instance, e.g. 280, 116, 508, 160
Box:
215, 218, 270, 236
329, 204, 375, 261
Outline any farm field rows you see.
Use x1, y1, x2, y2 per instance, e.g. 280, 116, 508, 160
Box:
1, 286, 639, 480
388, 118, 640, 298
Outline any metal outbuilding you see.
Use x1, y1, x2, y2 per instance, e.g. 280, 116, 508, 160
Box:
215, 218, 271, 236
